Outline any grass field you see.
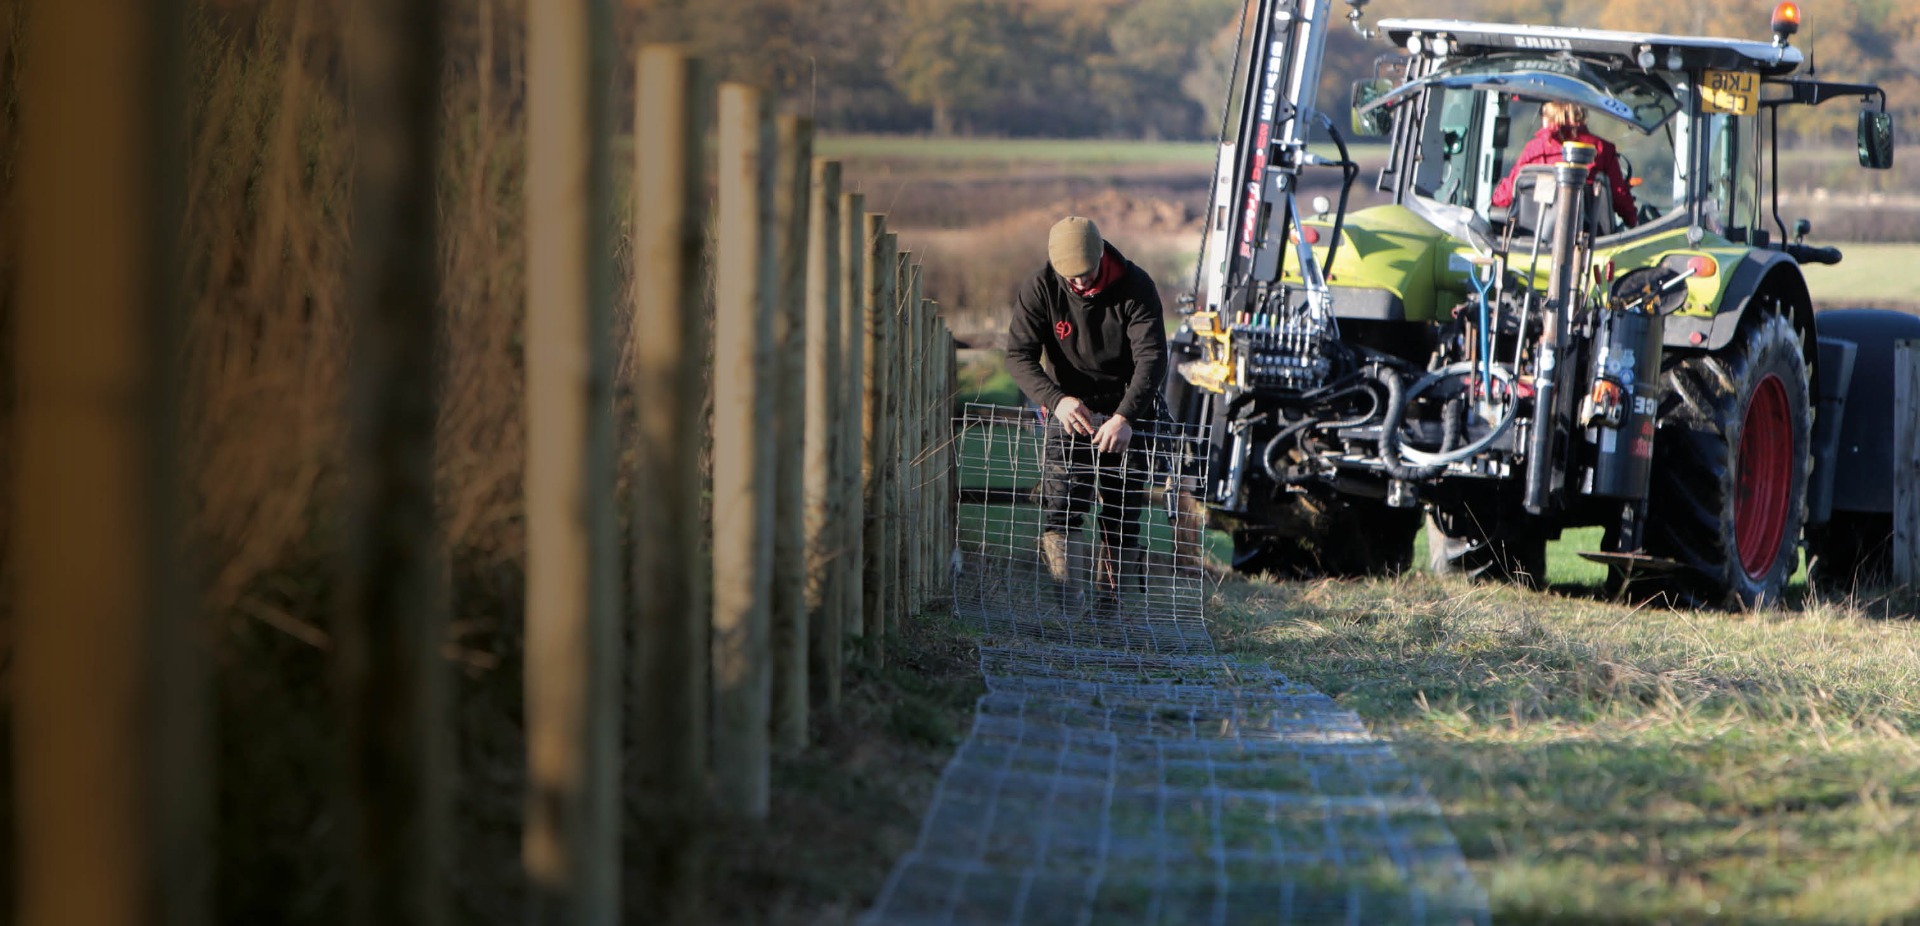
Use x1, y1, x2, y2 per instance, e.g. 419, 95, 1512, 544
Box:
1210, 575, 1920, 922
1801, 243, 1920, 305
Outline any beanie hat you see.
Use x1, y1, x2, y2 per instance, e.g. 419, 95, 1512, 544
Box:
1048, 216, 1104, 279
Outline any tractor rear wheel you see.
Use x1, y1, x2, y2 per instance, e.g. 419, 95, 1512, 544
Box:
1640, 309, 1811, 608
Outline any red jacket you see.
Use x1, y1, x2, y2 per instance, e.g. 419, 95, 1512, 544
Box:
1491, 125, 1637, 227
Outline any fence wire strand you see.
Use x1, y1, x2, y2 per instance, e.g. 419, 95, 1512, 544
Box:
865, 404, 1488, 925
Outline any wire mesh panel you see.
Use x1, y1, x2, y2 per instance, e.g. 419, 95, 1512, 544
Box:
866, 403, 1487, 925
952, 403, 1212, 654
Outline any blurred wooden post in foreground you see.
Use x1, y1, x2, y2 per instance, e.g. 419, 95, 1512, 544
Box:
771, 114, 813, 753
341, 0, 448, 922
840, 194, 868, 644
15, 2, 206, 924
631, 45, 711, 918
861, 216, 896, 660
712, 83, 777, 817
1895, 340, 1920, 586
525, 0, 620, 920
805, 163, 845, 709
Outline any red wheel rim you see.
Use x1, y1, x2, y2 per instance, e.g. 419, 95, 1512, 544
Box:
1736, 374, 1792, 581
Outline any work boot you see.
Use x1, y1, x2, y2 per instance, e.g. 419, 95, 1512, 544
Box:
1040, 530, 1085, 615
1090, 543, 1143, 620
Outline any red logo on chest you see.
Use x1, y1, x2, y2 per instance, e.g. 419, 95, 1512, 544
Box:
1054, 320, 1074, 340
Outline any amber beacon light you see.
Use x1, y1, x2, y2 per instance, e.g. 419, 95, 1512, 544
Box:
1772, 1, 1801, 45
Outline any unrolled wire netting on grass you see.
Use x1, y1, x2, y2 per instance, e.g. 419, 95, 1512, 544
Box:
865, 404, 1487, 925
951, 403, 1212, 652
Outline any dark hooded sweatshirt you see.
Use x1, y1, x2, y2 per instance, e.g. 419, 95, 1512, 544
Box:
1005, 243, 1168, 422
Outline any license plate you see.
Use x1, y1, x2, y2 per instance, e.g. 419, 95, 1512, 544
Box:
1702, 70, 1760, 116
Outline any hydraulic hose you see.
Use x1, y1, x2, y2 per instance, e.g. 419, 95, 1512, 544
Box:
1260, 420, 1316, 484
1366, 365, 1450, 481
1258, 384, 1378, 484
1397, 363, 1519, 467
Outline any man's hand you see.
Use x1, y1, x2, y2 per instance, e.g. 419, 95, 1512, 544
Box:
1093, 414, 1132, 454
1054, 396, 1096, 436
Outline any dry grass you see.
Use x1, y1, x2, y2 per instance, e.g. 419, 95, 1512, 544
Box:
882, 190, 1206, 339
181, 2, 353, 611
175, 3, 535, 918
1211, 573, 1920, 922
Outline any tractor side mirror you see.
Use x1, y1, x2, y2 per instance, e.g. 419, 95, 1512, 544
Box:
1491, 115, 1511, 151
1859, 110, 1895, 169
1350, 78, 1393, 137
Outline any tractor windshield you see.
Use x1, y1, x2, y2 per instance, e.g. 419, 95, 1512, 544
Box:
1391, 57, 1689, 236
1362, 54, 1681, 132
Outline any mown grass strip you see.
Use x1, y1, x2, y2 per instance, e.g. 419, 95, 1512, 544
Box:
1210, 574, 1920, 921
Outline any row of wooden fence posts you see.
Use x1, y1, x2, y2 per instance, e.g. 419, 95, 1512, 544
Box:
11, 16, 957, 924
626, 43, 959, 920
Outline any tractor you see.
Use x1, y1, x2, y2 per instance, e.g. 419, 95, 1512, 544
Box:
1169, 0, 1907, 607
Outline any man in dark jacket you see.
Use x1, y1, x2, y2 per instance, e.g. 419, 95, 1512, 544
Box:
1005, 216, 1168, 614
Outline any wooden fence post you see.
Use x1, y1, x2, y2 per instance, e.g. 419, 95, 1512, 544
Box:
910, 267, 925, 610
936, 322, 952, 603
805, 163, 844, 709
526, 0, 620, 918
862, 217, 896, 659
770, 114, 813, 754
16, 2, 206, 923
840, 194, 866, 646
919, 294, 935, 609
1896, 340, 1920, 587
912, 276, 929, 611
631, 45, 711, 918
897, 252, 919, 614
889, 248, 911, 631
710, 83, 777, 818
943, 323, 958, 599
342, 0, 448, 920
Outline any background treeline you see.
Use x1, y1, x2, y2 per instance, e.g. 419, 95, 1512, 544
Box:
630, 0, 1920, 143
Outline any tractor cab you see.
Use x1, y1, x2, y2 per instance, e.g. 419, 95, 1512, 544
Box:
1354, 15, 1892, 255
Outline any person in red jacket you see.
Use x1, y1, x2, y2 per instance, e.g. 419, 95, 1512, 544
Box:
1492, 100, 1638, 228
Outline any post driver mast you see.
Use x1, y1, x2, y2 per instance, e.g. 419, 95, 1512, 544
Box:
1205, 0, 1359, 386
1195, 0, 1368, 503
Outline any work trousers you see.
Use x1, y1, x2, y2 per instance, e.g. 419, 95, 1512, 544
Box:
1036, 422, 1150, 555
